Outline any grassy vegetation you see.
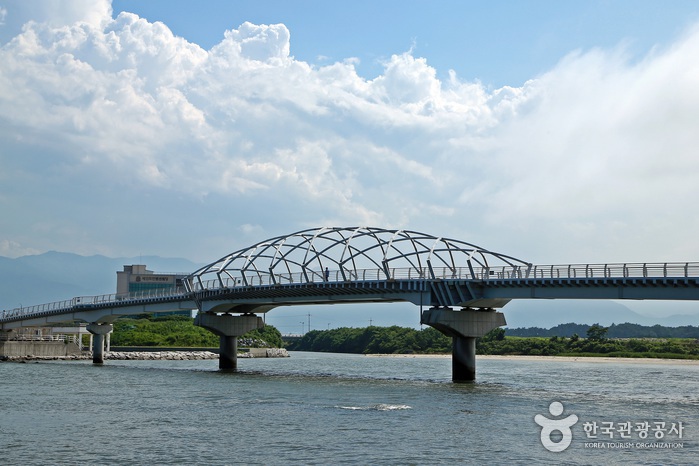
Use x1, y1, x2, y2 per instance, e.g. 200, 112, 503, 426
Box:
111, 315, 283, 348
477, 335, 699, 358
288, 324, 699, 360
476, 326, 699, 359
507, 322, 699, 338
111, 317, 699, 360
286, 326, 452, 354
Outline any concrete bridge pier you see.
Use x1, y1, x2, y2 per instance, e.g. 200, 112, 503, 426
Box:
420, 307, 506, 382
86, 323, 113, 364
452, 336, 478, 382
194, 313, 264, 370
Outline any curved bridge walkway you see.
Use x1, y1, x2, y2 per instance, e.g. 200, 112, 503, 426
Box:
2, 227, 699, 381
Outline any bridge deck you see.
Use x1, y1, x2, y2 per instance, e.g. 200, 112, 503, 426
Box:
2, 262, 699, 329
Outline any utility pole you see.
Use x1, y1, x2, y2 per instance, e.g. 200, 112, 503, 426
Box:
307, 313, 311, 332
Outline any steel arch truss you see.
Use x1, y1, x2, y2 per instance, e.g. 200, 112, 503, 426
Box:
185, 227, 531, 291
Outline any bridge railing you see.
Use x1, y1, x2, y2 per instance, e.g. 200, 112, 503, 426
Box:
0, 332, 81, 343
490, 262, 699, 279
1, 299, 76, 320
188, 265, 506, 289
193, 267, 446, 290
5, 262, 699, 322
1, 286, 189, 321
189, 262, 699, 291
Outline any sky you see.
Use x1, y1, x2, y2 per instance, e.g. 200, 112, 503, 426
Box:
2, 1, 699, 325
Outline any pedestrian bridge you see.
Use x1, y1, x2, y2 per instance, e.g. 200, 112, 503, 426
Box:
2, 227, 699, 381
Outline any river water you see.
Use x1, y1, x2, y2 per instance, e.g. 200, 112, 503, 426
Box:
1, 352, 697, 465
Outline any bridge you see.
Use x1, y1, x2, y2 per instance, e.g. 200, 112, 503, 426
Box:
2, 226, 699, 381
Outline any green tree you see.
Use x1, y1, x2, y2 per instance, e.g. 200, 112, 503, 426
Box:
481, 327, 505, 341
586, 323, 609, 341
111, 316, 282, 348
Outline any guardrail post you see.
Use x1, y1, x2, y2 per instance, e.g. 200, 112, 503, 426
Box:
427, 260, 436, 280
465, 260, 474, 279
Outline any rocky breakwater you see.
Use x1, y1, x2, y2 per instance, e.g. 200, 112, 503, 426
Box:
2, 348, 290, 362
106, 351, 219, 360
241, 348, 290, 358
1, 354, 90, 362
107, 348, 289, 360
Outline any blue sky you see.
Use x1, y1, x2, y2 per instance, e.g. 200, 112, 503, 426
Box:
2, 0, 699, 324
112, 0, 699, 86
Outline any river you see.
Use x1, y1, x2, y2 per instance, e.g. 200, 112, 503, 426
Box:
1, 352, 697, 465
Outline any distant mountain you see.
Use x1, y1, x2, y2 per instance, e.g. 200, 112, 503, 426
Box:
506, 322, 699, 338
0, 252, 203, 310
656, 313, 699, 327
502, 299, 699, 328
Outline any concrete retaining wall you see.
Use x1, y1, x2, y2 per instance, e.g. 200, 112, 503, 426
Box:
0, 341, 82, 357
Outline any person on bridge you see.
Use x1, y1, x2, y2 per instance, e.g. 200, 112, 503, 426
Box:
325, 267, 330, 281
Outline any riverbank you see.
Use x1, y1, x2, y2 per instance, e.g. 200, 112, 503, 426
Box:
365, 353, 699, 365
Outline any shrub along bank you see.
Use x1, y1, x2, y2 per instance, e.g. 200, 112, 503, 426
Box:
111, 315, 283, 348
287, 324, 699, 359
111, 317, 699, 360
476, 327, 699, 359
286, 326, 451, 354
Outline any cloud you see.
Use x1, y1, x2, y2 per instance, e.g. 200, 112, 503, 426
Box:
477, 29, 699, 261
216, 21, 291, 63
1, 2, 698, 269
0, 239, 40, 258
0, 0, 112, 43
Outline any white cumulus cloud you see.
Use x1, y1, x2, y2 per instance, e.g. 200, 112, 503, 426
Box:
1, 1, 698, 270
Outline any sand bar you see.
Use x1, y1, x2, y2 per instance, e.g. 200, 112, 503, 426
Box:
365, 354, 699, 365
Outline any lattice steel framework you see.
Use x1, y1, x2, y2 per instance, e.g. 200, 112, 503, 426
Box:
185, 227, 531, 291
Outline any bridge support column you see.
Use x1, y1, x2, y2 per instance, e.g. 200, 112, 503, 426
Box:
86, 323, 113, 364
421, 307, 506, 382
220, 335, 238, 370
452, 336, 477, 382
195, 313, 264, 370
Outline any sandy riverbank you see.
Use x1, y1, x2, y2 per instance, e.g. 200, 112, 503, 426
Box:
365, 354, 699, 365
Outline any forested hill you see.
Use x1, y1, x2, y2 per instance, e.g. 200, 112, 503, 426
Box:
507, 322, 699, 338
